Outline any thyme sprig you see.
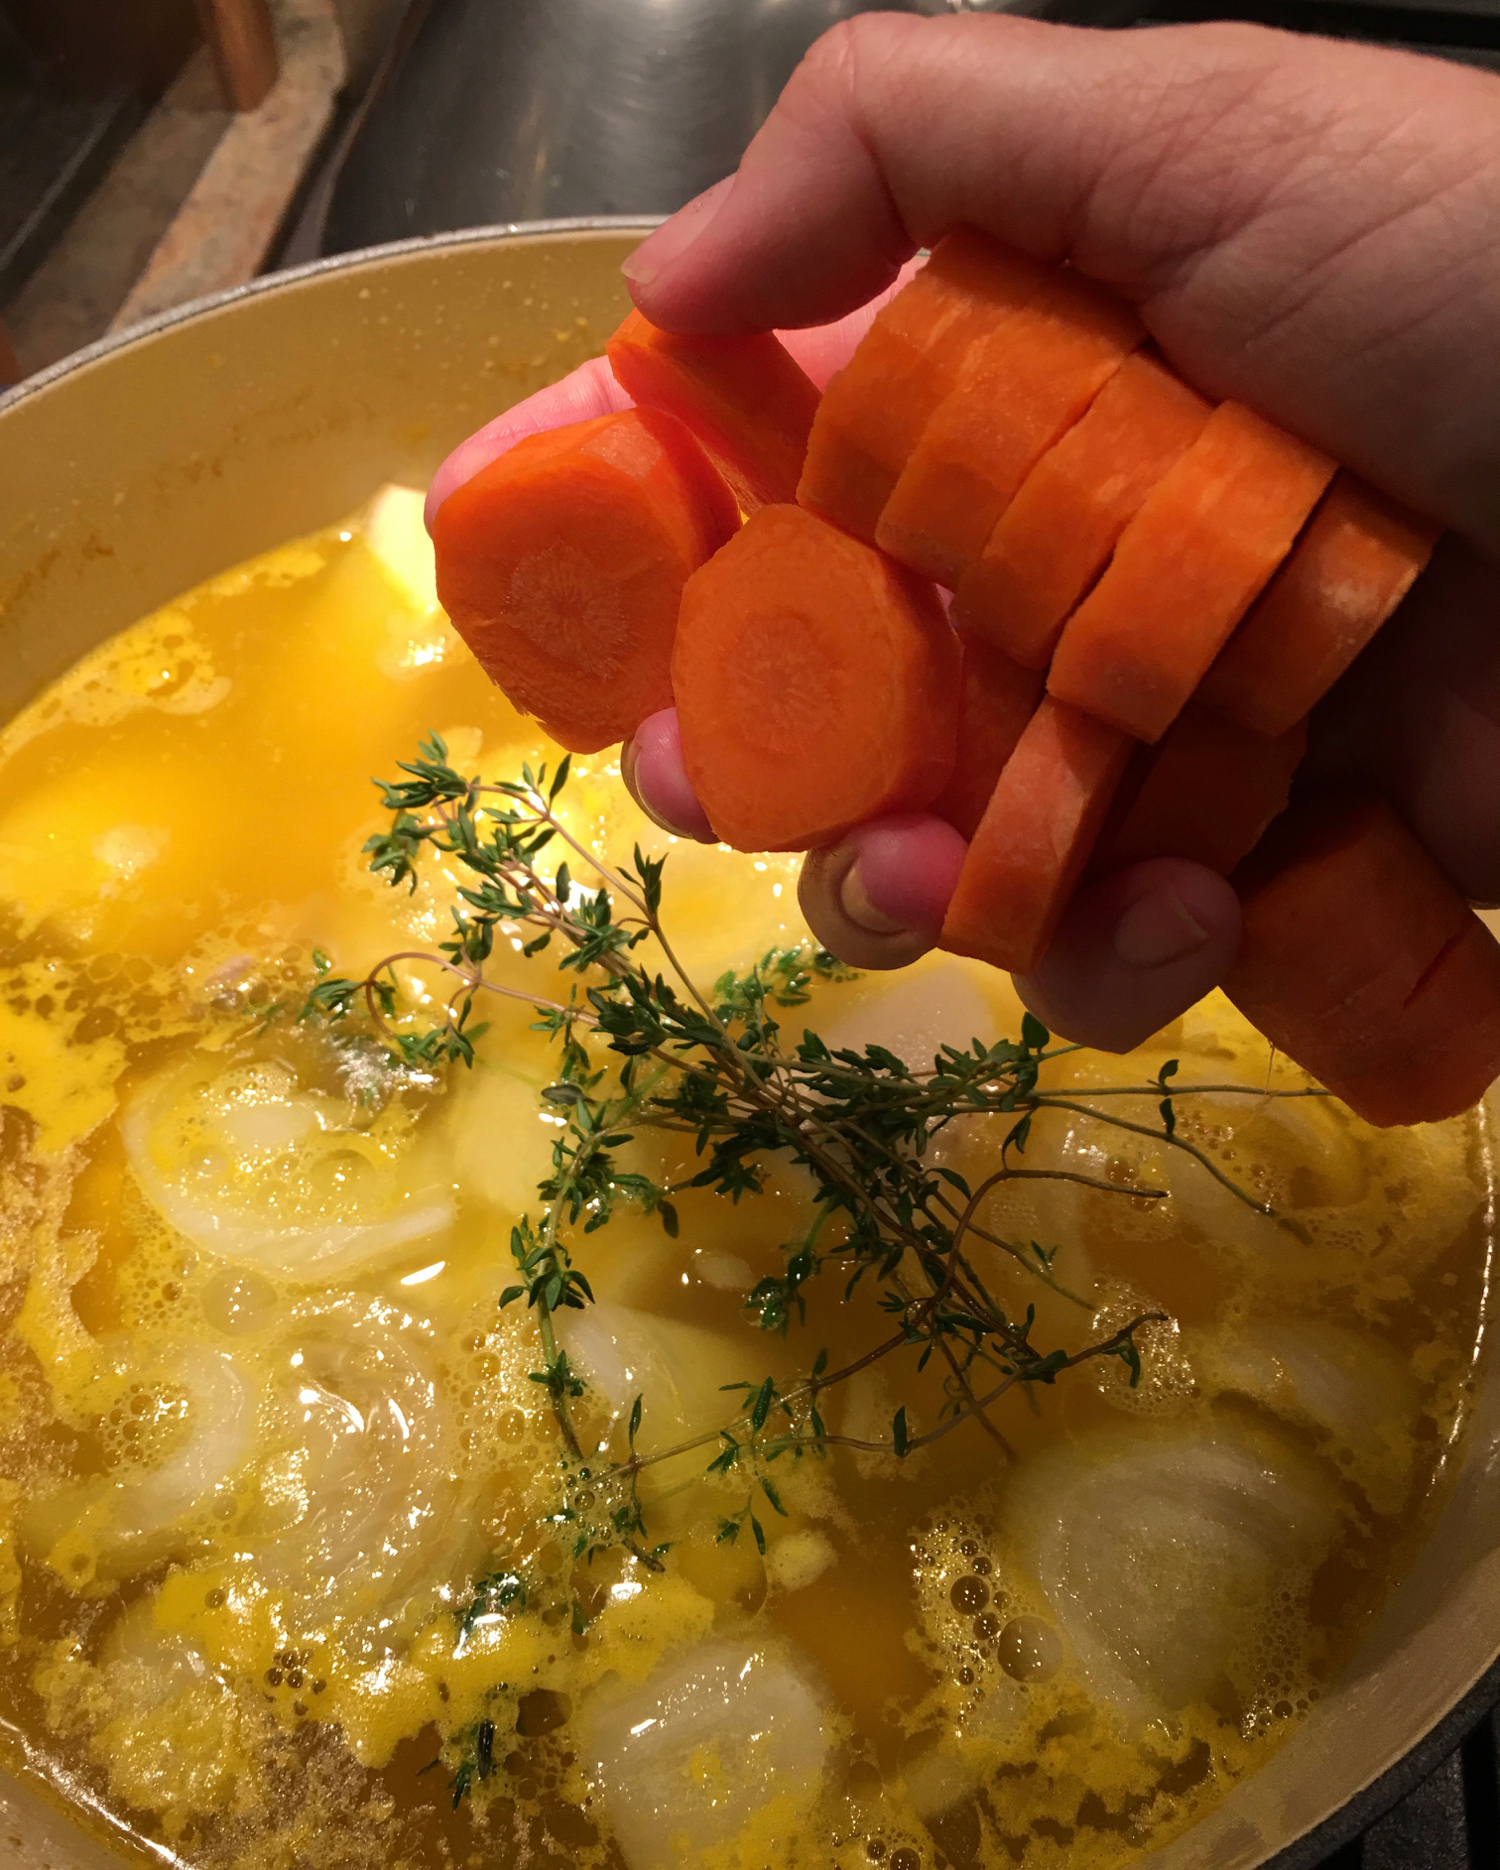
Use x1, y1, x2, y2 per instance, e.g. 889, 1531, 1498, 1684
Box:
298, 736, 1304, 1578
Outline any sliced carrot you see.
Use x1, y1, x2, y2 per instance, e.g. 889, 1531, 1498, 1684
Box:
1224, 795, 1500, 1126
953, 354, 1212, 668
672, 505, 959, 852
606, 309, 820, 511
932, 634, 1044, 840
1198, 472, 1441, 736
1092, 703, 1307, 877
874, 273, 1146, 589
939, 697, 1133, 974
797, 229, 1057, 545
433, 408, 739, 754
1046, 402, 1337, 742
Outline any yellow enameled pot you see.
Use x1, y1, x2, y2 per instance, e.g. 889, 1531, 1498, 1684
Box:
0, 222, 1497, 1870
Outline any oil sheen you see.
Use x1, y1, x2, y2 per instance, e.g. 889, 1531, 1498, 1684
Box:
0, 489, 1490, 1870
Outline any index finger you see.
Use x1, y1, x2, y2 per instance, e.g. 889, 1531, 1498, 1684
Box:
623, 14, 1500, 551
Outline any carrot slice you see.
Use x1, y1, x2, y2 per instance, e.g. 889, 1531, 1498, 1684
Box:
1045, 402, 1336, 742
874, 273, 1146, 589
932, 635, 1044, 840
954, 355, 1211, 668
1198, 472, 1441, 736
433, 408, 739, 754
1091, 702, 1307, 877
606, 309, 820, 511
939, 697, 1133, 974
672, 505, 959, 852
797, 229, 1057, 544
1224, 795, 1500, 1126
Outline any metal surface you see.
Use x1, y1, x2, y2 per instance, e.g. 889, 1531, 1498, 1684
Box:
322, 0, 1006, 251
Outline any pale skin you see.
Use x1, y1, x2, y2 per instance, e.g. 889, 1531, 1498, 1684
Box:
427, 14, 1500, 1051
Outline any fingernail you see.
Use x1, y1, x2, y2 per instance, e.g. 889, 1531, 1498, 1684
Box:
1112, 891, 1211, 969
621, 178, 734, 290
623, 749, 706, 840
839, 861, 907, 936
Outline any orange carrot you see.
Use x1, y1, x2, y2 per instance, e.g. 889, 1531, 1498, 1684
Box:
940, 697, 1133, 974
1091, 703, 1307, 878
1198, 472, 1440, 737
672, 505, 960, 852
606, 309, 820, 511
433, 408, 738, 754
1224, 795, 1500, 1126
797, 229, 1057, 544
874, 273, 1146, 589
932, 634, 1044, 840
1046, 403, 1336, 742
953, 354, 1211, 668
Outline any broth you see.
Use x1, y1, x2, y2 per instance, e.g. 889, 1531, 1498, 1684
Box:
0, 490, 1489, 1870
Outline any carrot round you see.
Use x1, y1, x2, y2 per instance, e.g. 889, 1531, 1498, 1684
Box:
606, 309, 820, 511
433, 408, 739, 754
931, 634, 1043, 841
874, 273, 1146, 590
797, 229, 1056, 545
1224, 795, 1500, 1126
1045, 403, 1337, 742
1198, 472, 1441, 737
940, 696, 1133, 975
1092, 702, 1307, 878
672, 505, 960, 852
953, 354, 1212, 668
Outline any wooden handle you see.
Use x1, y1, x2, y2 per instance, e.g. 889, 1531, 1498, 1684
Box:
194, 0, 280, 112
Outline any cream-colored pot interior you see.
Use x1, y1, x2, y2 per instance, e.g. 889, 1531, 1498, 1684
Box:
0, 223, 1496, 1870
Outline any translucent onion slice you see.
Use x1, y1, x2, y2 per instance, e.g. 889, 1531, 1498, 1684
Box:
121, 1055, 453, 1281
558, 1303, 748, 1454
110, 1344, 253, 1542
99, 1596, 215, 1704
1008, 1426, 1339, 1720
816, 958, 994, 1075
578, 1639, 832, 1869
241, 1293, 461, 1611
1199, 1320, 1419, 1510
25, 1343, 254, 1580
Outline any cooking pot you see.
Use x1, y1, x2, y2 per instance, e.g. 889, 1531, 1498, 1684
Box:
0, 220, 1497, 1870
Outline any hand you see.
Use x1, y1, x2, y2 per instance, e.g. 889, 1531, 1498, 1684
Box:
432, 15, 1500, 1050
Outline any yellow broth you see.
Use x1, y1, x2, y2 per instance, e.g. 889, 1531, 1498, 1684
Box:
0, 491, 1490, 1870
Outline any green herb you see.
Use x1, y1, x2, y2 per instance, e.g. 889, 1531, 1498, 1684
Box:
297, 737, 1316, 1599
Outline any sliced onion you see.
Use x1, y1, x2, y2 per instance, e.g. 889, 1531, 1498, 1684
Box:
109, 1344, 252, 1541
1200, 1320, 1418, 1510
578, 1638, 832, 1869
815, 958, 994, 1076
558, 1302, 748, 1454
240, 1293, 462, 1610
1008, 1425, 1338, 1721
25, 1343, 254, 1580
122, 1055, 453, 1282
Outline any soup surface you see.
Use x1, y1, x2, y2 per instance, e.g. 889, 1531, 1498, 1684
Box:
0, 490, 1491, 1870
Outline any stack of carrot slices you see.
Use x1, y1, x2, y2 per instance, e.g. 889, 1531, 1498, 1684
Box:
431, 227, 1499, 1128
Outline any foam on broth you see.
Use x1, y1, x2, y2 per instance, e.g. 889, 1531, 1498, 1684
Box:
0, 490, 1489, 1870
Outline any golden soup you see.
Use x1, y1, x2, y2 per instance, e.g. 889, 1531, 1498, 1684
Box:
0, 489, 1489, 1870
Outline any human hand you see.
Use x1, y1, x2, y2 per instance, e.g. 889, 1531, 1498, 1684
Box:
619, 13, 1500, 1048
430, 15, 1500, 1051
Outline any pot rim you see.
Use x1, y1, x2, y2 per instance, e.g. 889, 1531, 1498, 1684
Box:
2, 213, 1495, 1868
1268, 1653, 1499, 1867
0, 215, 663, 417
